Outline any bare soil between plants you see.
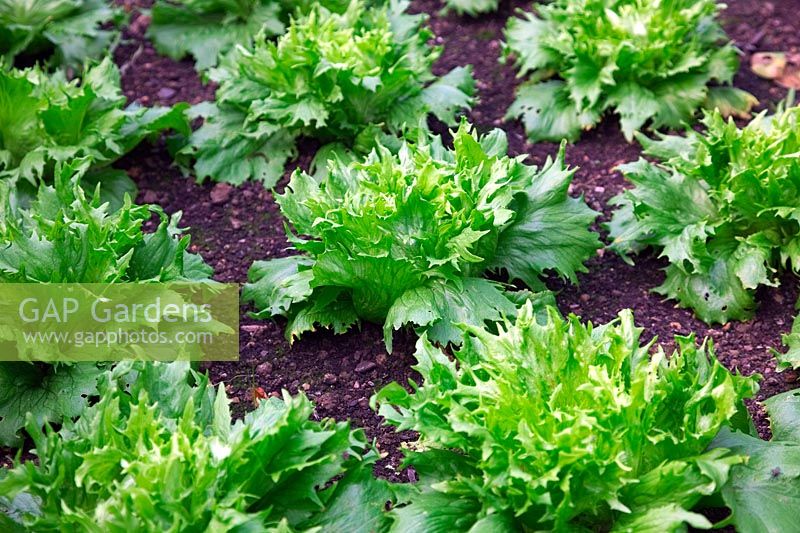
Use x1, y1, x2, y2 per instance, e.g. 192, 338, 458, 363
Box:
4, 0, 800, 487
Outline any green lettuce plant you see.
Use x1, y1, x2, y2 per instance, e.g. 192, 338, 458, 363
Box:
146, 0, 361, 72
0, 0, 123, 68
242, 123, 599, 349
373, 302, 759, 531
0, 57, 189, 192
608, 105, 800, 350
0, 161, 212, 447
181, 0, 474, 187
0, 361, 391, 531
503, 0, 756, 142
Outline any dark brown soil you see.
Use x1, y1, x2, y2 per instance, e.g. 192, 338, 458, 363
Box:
4, 0, 800, 489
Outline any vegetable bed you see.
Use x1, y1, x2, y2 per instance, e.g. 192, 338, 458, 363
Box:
3, 0, 800, 529
97, 0, 800, 475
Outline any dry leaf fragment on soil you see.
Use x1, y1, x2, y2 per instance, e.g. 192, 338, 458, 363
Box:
751, 52, 800, 89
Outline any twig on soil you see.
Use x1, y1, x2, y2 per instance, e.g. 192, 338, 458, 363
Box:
119, 44, 144, 76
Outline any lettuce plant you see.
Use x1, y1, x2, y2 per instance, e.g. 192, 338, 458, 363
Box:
503, 0, 756, 142
0, 161, 212, 447
147, 0, 360, 72
243, 123, 599, 349
182, 0, 474, 187
0, 0, 122, 68
0, 58, 189, 191
373, 302, 759, 531
0, 362, 391, 531
608, 106, 800, 335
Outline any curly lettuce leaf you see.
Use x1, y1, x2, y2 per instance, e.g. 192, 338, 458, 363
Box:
489, 143, 600, 288
503, 0, 755, 142
383, 278, 519, 351
182, 0, 474, 187
243, 123, 599, 349
373, 303, 758, 531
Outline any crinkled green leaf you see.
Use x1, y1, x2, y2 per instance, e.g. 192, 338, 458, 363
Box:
713, 427, 800, 532
243, 255, 315, 317
374, 303, 758, 531
286, 288, 360, 340
505, 80, 599, 142
0, 362, 389, 530
655, 259, 756, 324
489, 144, 600, 288
0, 362, 103, 447
183, 0, 474, 186
244, 123, 597, 349
503, 0, 755, 141
609, 105, 800, 324
383, 277, 519, 350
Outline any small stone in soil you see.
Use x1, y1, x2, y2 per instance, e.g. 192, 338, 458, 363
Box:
210, 183, 233, 205
140, 190, 159, 204
355, 361, 377, 373
256, 362, 273, 376
157, 87, 176, 100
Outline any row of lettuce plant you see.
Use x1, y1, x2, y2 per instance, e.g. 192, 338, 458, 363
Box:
155, 0, 757, 185
0, 58, 210, 447
2, 304, 799, 531
3, 0, 757, 169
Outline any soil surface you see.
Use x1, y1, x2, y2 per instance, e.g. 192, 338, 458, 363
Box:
4, 0, 800, 489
